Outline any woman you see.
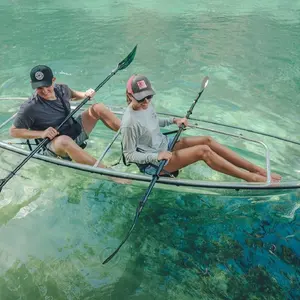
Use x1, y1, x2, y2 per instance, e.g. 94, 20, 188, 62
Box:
120, 74, 281, 182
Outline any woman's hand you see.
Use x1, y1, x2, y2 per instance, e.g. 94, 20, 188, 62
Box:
173, 117, 188, 127
42, 127, 59, 140
158, 151, 173, 162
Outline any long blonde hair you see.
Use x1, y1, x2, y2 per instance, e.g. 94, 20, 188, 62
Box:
126, 74, 137, 105
126, 91, 132, 105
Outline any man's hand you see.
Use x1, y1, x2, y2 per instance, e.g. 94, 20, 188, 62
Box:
85, 88, 95, 100
42, 127, 59, 140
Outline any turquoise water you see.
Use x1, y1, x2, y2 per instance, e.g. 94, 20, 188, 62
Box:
0, 0, 300, 299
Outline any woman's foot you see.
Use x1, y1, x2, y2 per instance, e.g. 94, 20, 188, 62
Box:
250, 173, 269, 182
253, 167, 282, 181
261, 172, 282, 182
248, 172, 281, 183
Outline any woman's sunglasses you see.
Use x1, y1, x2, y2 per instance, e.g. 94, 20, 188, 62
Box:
137, 95, 153, 103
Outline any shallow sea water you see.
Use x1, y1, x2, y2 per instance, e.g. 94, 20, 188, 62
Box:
0, 0, 299, 299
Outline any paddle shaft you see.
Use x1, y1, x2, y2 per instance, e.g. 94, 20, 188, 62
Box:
103, 77, 208, 264
93, 129, 121, 167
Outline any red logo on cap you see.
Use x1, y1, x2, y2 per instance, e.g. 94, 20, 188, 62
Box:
137, 80, 147, 90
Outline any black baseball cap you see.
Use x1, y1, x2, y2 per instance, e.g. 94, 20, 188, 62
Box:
30, 65, 54, 89
126, 74, 155, 101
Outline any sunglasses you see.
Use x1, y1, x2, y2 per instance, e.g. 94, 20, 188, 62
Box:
137, 95, 153, 103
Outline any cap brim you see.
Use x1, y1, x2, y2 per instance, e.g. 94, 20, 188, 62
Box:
31, 80, 52, 89
133, 89, 155, 101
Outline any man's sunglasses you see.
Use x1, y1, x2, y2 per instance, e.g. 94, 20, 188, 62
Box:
137, 95, 153, 103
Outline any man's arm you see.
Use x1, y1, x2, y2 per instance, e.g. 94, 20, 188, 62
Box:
10, 125, 58, 140
70, 88, 95, 101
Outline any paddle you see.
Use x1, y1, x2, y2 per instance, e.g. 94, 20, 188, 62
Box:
0, 45, 138, 193
93, 129, 121, 167
102, 76, 209, 264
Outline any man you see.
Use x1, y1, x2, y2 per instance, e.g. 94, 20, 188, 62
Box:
10, 65, 120, 169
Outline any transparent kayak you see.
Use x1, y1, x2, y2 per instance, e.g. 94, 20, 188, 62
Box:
0, 97, 299, 197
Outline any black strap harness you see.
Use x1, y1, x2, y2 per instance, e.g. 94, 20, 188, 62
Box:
25, 89, 86, 155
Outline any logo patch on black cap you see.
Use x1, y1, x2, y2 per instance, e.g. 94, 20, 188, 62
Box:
136, 80, 147, 90
35, 71, 44, 81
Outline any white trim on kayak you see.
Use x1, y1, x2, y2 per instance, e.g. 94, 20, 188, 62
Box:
1, 141, 299, 191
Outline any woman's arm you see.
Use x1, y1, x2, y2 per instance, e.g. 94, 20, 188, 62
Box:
158, 117, 174, 127
158, 117, 188, 127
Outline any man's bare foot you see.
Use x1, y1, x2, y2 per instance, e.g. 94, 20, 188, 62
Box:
109, 176, 132, 185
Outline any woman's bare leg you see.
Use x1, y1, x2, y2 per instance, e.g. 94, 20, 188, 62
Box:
165, 145, 268, 182
174, 136, 281, 180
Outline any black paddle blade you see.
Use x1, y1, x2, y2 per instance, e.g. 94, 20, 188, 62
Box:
201, 76, 209, 90
117, 45, 138, 71
102, 245, 122, 264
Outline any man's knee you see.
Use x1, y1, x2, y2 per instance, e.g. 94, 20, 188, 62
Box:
88, 103, 106, 119
52, 135, 74, 150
